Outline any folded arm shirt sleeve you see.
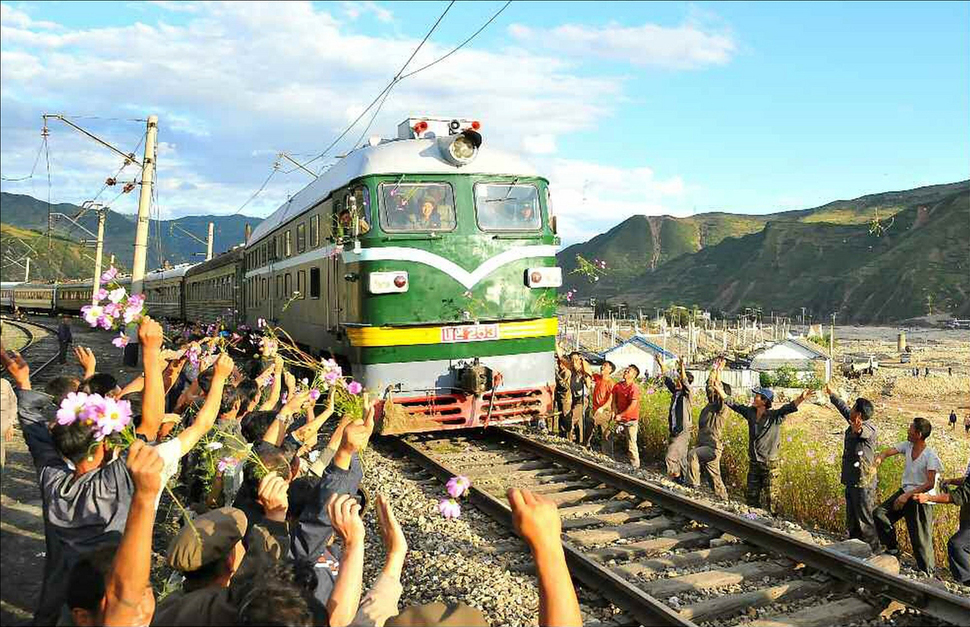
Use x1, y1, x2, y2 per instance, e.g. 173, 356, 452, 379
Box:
15, 389, 63, 472
291, 453, 364, 562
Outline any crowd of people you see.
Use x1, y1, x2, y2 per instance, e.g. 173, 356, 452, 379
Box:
554, 347, 969, 585
0, 316, 586, 627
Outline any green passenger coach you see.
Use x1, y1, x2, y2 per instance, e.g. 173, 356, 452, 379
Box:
245, 117, 562, 434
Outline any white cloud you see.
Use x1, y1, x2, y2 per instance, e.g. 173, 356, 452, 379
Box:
1, 2, 703, 246
509, 19, 736, 69
542, 158, 689, 245
341, 1, 394, 24
521, 133, 557, 155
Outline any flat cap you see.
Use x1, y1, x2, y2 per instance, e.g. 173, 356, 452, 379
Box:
166, 507, 247, 572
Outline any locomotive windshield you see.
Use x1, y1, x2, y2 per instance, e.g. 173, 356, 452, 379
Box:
379, 182, 456, 232
474, 183, 541, 231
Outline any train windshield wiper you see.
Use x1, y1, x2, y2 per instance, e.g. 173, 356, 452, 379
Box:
484, 178, 520, 202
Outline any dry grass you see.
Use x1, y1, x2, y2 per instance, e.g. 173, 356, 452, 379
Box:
633, 386, 964, 573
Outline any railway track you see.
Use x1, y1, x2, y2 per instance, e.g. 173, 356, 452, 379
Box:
0, 317, 60, 379
390, 428, 970, 627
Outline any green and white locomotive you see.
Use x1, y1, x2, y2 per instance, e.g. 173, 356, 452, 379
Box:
244, 117, 561, 434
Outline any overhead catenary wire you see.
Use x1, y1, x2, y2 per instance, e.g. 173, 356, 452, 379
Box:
230, 160, 280, 216
302, 0, 457, 172
0, 137, 47, 182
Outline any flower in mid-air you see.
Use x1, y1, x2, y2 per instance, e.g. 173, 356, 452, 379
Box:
347, 381, 363, 395
438, 499, 461, 519
446, 475, 470, 499
112, 333, 130, 349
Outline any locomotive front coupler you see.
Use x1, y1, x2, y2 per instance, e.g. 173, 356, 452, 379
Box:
455, 358, 493, 396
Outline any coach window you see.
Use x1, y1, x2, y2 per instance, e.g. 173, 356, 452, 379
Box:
276, 276, 283, 299
310, 267, 320, 299
262, 277, 267, 301
297, 270, 306, 299
297, 223, 306, 254
284, 272, 292, 298
310, 215, 320, 248
284, 231, 292, 258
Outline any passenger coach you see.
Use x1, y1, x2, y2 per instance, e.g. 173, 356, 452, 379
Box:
245, 117, 562, 434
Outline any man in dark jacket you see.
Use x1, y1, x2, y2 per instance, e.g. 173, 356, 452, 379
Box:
824, 384, 878, 547
716, 382, 811, 513
683, 360, 730, 500
915, 460, 969, 584
57, 315, 73, 364
656, 355, 693, 482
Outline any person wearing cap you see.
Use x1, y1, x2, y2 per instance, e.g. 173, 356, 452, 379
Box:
823, 383, 879, 548
714, 381, 811, 514
655, 354, 694, 483
151, 476, 291, 626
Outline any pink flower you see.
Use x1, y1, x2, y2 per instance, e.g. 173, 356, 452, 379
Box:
101, 266, 118, 282
324, 370, 340, 384
97, 314, 114, 330
281, 393, 288, 405
217, 457, 239, 473
446, 475, 470, 499
56, 392, 90, 426
262, 374, 274, 389
347, 381, 363, 395
82, 304, 103, 327
94, 288, 108, 302
103, 302, 122, 318
438, 498, 461, 519
112, 333, 130, 349
127, 293, 145, 309
309, 389, 321, 402
107, 287, 127, 304
93, 397, 132, 440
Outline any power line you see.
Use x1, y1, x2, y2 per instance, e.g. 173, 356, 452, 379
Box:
303, 0, 456, 172
230, 161, 280, 216
399, 1, 512, 80
0, 138, 47, 182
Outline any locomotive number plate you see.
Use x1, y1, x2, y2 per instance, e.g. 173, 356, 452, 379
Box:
440, 324, 500, 343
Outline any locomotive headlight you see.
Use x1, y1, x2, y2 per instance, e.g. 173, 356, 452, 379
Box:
525, 267, 562, 288
368, 271, 409, 294
438, 129, 482, 166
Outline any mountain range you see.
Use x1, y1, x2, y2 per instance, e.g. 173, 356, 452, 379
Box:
0, 192, 261, 281
559, 180, 970, 323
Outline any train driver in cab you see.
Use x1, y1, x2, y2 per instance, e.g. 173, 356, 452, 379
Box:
411, 197, 443, 230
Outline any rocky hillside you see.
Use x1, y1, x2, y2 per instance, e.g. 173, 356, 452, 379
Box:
0, 223, 128, 283
561, 181, 970, 323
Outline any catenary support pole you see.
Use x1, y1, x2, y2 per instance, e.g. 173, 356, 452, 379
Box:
124, 115, 158, 366
91, 210, 106, 304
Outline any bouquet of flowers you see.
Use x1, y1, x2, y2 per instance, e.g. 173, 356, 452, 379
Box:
57, 391, 134, 443
80, 267, 147, 349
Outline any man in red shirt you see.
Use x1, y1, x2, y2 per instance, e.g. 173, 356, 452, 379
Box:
607, 365, 642, 468
591, 361, 616, 450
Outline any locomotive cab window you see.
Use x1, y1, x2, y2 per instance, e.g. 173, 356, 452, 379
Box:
474, 183, 541, 231
333, 186, 372, 241
379, 182, 456, 232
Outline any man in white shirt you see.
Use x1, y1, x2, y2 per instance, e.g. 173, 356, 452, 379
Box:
872, 417, 943, 573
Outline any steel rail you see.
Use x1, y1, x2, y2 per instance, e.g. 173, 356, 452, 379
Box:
388, 435, 698, 627
494, 427, 970, 626
1, 317, 60, 378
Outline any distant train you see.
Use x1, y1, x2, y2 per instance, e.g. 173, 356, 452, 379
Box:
2, 117, 562, 435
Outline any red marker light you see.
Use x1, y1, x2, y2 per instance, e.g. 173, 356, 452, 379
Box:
530, 271, 542, 284
470, 120, 481, 131
393, 275, 407, 288
414, 121, 429, 134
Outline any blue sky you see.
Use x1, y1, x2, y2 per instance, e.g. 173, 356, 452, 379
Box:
1, 1, 967, 245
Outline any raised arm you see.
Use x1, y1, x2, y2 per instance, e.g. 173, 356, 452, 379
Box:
136, 318, 165, 441
258, 355, 284, 411
175, 353, 233, 455
73, 346, 97, 381
262, 390, 311, 448
823, 383, 851, 421
508, 488, 582, 627
326, 493, 366, 627
103, 440, 162, 627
